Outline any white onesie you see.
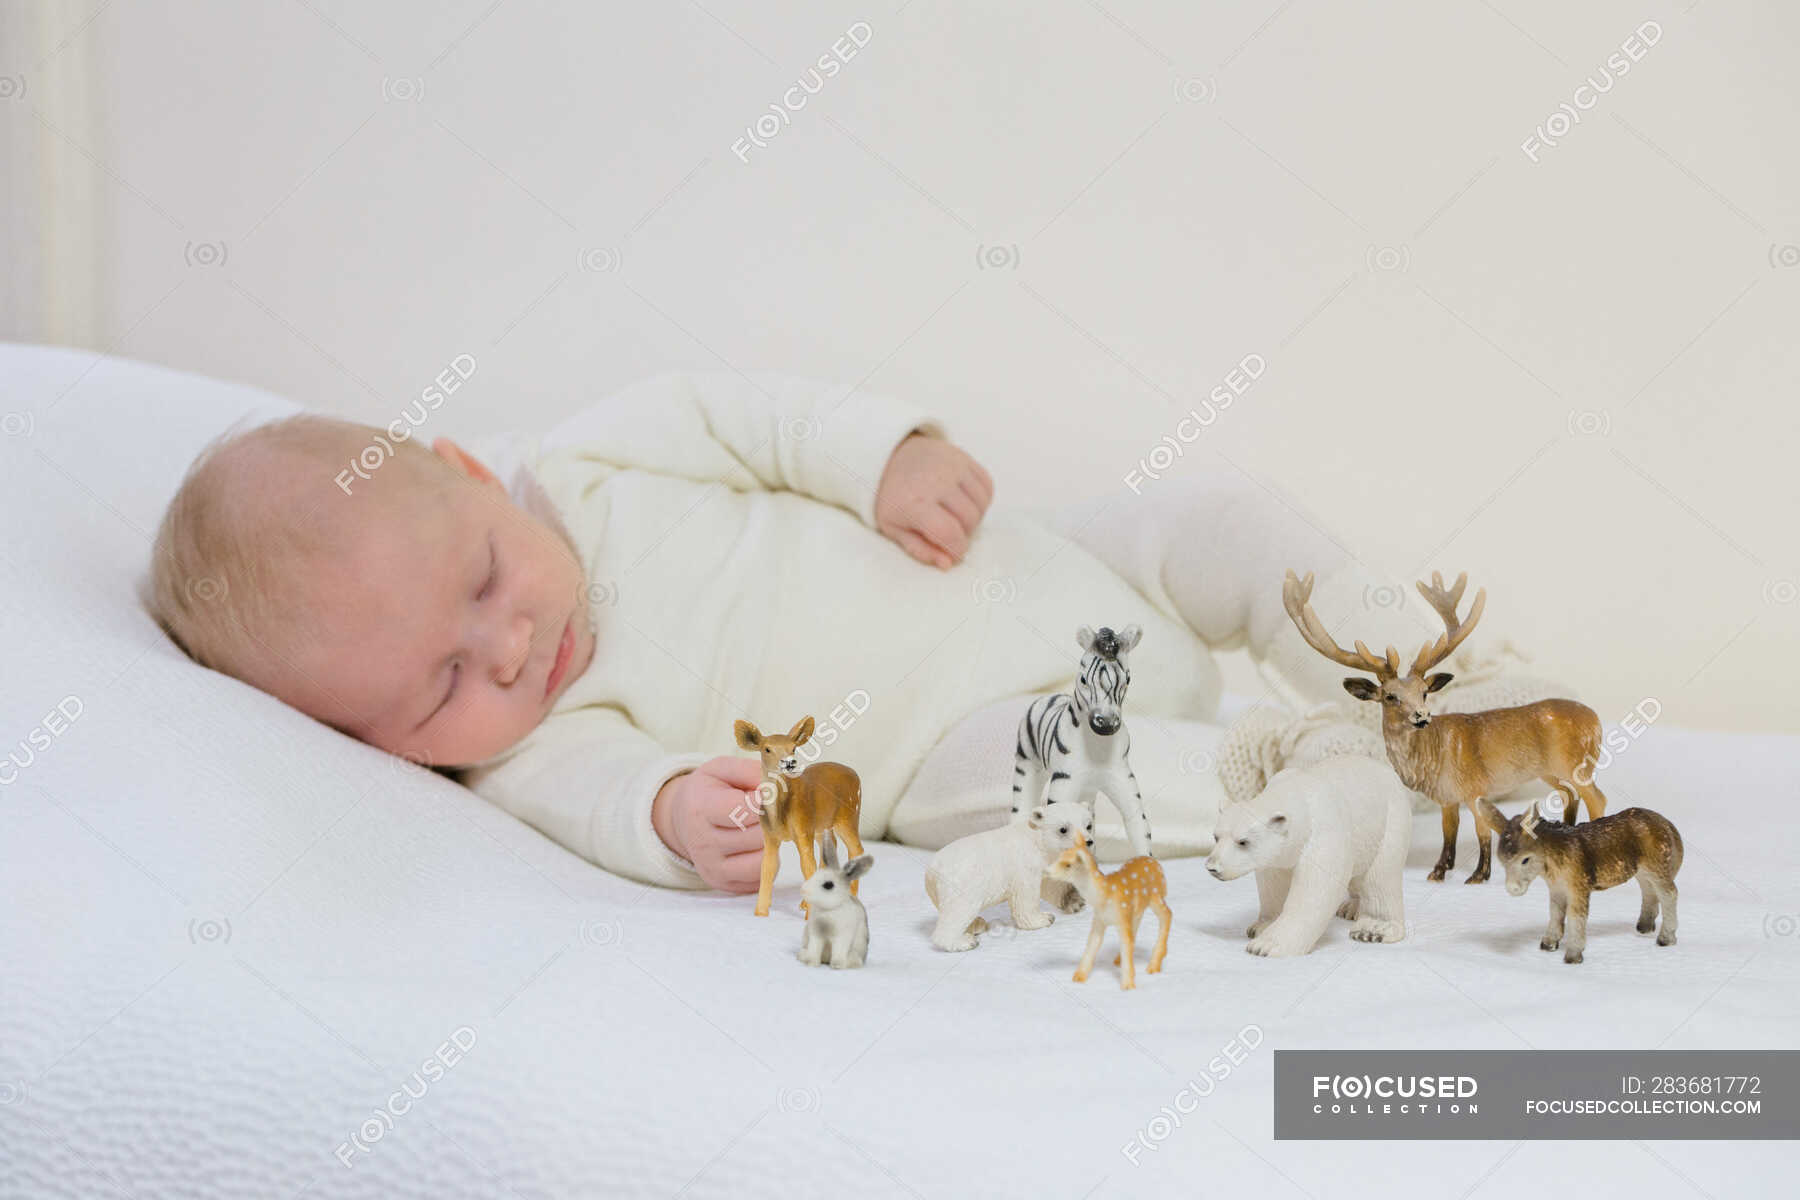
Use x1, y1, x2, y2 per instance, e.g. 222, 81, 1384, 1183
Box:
456, 373, 1431, 888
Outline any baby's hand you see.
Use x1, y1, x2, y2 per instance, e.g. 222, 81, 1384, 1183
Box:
874, 433, 994, 569
652, 756, 769, 892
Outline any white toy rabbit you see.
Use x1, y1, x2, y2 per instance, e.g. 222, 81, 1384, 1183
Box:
798, 832, 873, 968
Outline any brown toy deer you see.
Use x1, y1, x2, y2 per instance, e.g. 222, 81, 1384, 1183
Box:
1479, 797, 1682, 964
1045, 835, 1171, 989
1283, 570, 1607, 884
734, 716, 865, 918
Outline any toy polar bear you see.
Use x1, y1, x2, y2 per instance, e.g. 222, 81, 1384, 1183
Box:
1205, 755, 1410, 957
924, 802, 1095, 952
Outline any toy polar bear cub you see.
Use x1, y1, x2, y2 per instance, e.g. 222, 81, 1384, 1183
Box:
924, 802, 1094, 952
1205, 756, 1410, 957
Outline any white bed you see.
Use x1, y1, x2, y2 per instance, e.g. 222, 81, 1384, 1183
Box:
3, 344, 1797, 1199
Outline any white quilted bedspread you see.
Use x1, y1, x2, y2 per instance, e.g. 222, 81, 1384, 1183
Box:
4, 345, 1798, 1199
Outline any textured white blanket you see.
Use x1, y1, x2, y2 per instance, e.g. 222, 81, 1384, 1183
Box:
4, 345, 1796, 1198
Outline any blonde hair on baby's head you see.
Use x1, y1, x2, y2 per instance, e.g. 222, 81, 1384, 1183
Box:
147, 413, 462, 684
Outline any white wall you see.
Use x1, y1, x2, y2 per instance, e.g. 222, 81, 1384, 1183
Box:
6, 0, 1796, 731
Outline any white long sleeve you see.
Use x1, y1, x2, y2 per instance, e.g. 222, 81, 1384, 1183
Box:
459, 706, 709, 889
455, 372, 949, 887
457, 372, 1225, 889
537, 371, 944, 529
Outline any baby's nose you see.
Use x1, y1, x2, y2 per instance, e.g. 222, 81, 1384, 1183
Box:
492, 614, 534, 685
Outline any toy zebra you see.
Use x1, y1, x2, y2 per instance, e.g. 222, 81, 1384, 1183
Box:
1012, 624, 1154, 871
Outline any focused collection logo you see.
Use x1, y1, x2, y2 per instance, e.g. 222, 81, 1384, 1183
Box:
1311, 1073, 1480, 1116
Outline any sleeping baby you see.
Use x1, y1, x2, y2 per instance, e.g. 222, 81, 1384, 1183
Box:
147, 373, 1535, 893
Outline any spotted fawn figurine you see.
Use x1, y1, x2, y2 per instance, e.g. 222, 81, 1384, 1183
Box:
1283, 570, 1608, 884
798, 833, 873, 968
1012, 625, 1154, 918
1480, 797, 1683, 964
735, 716, 864, 918
1045, 834, 1170, 990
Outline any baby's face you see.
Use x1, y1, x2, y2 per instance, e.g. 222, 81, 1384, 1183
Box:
276, 440, 595, 768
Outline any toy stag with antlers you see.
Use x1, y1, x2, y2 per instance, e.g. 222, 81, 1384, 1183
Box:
735, 716, 865, 917
1282, 570, 1607, 884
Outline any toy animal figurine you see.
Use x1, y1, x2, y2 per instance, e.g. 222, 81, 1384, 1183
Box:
1283, 570, 1608, 884
1012, 625, 1154, 912
734, 716, 864, 918
1045, 835, 1170, 989
1205, 757, 1410, 956
923, 801, 1094, 952
1480, 797, 1682, 964
797, 832, 873, 968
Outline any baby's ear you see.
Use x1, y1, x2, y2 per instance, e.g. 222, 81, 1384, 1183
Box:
432, 438, 500, 486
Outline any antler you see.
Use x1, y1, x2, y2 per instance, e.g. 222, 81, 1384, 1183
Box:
1412, 571, 1487, 676
1282, 570, 1399, 680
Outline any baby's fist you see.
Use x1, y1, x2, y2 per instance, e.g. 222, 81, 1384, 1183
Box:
874, 433, 994, 569
652, 756, 768, 892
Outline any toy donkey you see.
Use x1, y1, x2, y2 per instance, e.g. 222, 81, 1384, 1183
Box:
1481, 796, 1682, 964
1012, 625, 1154, 888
